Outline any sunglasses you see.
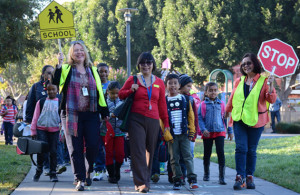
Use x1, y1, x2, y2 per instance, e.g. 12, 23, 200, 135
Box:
45, 71, 52, 75
70, 40, 85, 45
241, 61, 252, 67
140, 60, 153, 66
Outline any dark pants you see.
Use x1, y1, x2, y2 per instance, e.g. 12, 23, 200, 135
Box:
203, 136, 225, 167
151, 133, 161, 176
3, 122, 13, 145
64, 111, 100, 182
233, 121, 264, 178
271, 111, 281, 132
36, 130, 59, 175
94, 136, 106, 172
128, 113, 159, 188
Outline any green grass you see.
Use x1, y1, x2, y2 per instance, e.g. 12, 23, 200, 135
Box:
0, 141, 31, 195
194, 136, 300, 193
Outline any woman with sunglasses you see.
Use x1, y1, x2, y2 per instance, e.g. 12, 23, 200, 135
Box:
53, 41, 109, 191
119, 52, 170, 193
225, 53, 276, 190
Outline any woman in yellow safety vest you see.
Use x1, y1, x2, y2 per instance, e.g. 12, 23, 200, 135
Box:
225, 53, 276, 191
53, 41, 109, 191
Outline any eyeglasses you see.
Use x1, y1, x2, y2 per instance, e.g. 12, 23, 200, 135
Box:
140, 61, 153, 66
46, 71, 52, 75
70, 40, 85, 45
241, 61, 252, 67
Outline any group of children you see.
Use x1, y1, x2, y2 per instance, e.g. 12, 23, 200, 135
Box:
1, 62, 233, 191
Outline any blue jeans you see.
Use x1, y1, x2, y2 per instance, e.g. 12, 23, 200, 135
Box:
93, 136, 106, 172
3, 122, 13, 145
271, 111, 281, 132
233, 121, 264, 178
57, 138, 65, 165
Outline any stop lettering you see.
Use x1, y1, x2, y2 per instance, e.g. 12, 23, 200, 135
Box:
257, 38, 299, 78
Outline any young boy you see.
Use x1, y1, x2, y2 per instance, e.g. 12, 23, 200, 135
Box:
0, 96, 18, 145
93, 62, 110, 181
31, 83, 60, 182
165, 74, 199, 190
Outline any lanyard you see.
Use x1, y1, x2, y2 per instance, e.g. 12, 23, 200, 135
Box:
249, 80, 254, 92
141, 75, 153, 110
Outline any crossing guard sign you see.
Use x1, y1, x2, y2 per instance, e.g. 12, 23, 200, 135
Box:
38, 1, 76, 40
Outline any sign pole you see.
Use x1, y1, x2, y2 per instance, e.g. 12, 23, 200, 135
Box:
58, 39, 62, 53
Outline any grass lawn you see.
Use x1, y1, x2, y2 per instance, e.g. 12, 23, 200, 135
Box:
0, 141, 31, 195
194, 136, 300, 193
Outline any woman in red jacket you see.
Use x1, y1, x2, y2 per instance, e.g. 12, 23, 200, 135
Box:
119, 52, 170, 193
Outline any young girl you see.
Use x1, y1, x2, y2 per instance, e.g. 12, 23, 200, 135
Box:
198, 82, 233, 185
31, 83, 60, 182
101, 81, 125, 183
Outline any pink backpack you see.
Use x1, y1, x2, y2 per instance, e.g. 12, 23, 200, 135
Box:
200, 101, 225, 118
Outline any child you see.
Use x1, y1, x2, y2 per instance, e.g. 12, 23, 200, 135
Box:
101, 81, 125, 183
0, 96, 18, 145
198, 82, 233, 185
93, 62, 111, 181
165, 74, 199, 190
31, 83, 60, 182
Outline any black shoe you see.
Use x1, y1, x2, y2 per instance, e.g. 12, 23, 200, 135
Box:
173, 181, 181, 190
85, 177, 92, 186
33, 170, 43, 182
219, 166, 227, 185
75, 181, 84, 191
115, 162, 122, 182
50, 175, 58, 182
246, 175, 255, 189
203, 164, 210, 181
151, 174, 160, 183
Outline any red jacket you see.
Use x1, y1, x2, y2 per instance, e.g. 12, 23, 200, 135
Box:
119, 75, 169, 128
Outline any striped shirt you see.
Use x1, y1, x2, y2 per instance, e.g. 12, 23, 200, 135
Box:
1, 105, 18, 124
167, 94, 183, 135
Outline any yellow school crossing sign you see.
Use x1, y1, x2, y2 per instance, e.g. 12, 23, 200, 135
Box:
38, 1, 76, 40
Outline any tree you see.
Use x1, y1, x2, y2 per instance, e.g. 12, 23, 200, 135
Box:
0, 0, 49, 67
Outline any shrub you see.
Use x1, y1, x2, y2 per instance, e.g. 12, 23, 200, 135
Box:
276, 122, 300, 134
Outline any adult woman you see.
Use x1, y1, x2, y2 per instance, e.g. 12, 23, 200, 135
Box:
119, 52, 170, 193
53, 41, 109, 191
225, 53, 276, 190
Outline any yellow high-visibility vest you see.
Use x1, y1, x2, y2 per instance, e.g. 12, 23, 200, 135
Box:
59, 64, 106, 107
232, 75, 266, 126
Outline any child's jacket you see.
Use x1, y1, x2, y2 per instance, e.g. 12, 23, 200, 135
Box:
100, 97, 125, 137
198, 97, 229, 133
31, 97, 60, 136
166, 94, 195, 138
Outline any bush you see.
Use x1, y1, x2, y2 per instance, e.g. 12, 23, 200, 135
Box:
276, 122, 300, 134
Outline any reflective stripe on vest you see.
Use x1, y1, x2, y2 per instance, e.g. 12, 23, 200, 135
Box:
59, 64, 107, 107
231, 75, 265, 126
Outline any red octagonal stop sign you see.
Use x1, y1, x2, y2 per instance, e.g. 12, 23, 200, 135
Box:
257, 38, 299, 78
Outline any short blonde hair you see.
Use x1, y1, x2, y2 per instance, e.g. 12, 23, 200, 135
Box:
67, 42, 92, 67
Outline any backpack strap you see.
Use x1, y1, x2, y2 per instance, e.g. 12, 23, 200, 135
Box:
201, 101, 206, 118
133, 75, 137, 84
39, 97, 47, 113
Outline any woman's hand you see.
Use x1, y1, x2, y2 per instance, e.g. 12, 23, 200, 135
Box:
57, 52, 64, 68
131, 84, 139, 92
267, 75, 275, 93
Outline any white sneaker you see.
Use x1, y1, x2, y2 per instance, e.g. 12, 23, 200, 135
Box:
75, 181, 84, 191
92, 171, 104, 181
130, 171, 133, 178
104, 169, 109, 178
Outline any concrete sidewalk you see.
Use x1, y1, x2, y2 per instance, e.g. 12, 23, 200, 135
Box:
11, 157, 298, 195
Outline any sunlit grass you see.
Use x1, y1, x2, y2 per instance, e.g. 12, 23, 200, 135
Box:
0, 141, 31, 194
194, 136, 300, 193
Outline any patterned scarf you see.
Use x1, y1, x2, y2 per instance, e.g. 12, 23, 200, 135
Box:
66, 67, 97, 136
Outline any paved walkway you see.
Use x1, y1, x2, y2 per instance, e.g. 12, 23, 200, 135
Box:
11, 157, 298, 195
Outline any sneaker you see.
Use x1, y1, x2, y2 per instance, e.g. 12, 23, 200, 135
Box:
233, 175, 246, 190
85, 177, 92, 186
93, 171, 104, 181
33, 170, 42, 182
50, 175, 58, 182
57, 165, 67, 174
173, 181, 182, 190
151, 174, 160, 183
44, 168, 50, 176
181, 176, 186, 185
189, 179, 199, 190
246, 175, 255, 189
75, 181, 84, 191
104, 169, 109, 178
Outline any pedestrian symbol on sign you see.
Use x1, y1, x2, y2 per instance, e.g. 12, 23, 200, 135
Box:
55, 6, 64, 24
